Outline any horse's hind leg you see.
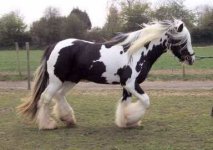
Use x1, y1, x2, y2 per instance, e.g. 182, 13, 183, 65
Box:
37, 81, 62, 130
53, 82, 76, 127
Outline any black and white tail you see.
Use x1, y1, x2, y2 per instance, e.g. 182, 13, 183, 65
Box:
17, 47, 52, 120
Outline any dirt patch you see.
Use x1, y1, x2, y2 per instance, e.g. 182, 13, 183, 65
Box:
0, 80, 213, 90
150, 69, 213, 75
149, 90, 213, 97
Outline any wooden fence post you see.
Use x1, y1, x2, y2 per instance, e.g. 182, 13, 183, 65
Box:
15, 42, 22, 77
182, 63, 186, 78
26, 42, 31, 90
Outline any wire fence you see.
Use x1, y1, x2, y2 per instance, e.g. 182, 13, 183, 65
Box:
0, 43, 213, 90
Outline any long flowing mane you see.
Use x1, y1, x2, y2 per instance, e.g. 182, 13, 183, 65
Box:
105, 20, 189, 55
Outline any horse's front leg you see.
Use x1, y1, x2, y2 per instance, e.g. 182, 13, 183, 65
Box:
121, 81, 150, 127
115, 88, 132, 128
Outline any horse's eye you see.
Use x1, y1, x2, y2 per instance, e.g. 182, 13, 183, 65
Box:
185, 55, 190, 60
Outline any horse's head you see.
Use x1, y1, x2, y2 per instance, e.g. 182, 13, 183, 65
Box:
166, 20, 195, 65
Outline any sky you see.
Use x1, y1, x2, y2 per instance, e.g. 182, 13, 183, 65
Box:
0, 0, 213, 27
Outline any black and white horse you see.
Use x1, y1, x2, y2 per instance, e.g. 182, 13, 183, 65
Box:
18, 19, 195, 130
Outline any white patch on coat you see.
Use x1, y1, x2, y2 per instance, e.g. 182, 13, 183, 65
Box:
95, 35, 166, 84
94, 45, 129, 83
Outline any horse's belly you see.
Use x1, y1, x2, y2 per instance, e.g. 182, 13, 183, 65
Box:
102, 70, 120, 83
85, 65, 121, 84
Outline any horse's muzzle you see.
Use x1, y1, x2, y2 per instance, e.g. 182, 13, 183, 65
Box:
181, 54, 195, 65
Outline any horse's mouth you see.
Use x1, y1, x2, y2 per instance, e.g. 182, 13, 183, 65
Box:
180, 55, 194, 65
183, 60, 192, 65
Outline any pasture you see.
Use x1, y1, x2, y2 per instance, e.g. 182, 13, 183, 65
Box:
0, 46, 213, 81
0, 88, 213, 150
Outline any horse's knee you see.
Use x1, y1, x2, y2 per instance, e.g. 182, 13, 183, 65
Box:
124, 82, 134, 91
39, 93, 52, 105
53, 93, 76, 126
140, 93, 150, 108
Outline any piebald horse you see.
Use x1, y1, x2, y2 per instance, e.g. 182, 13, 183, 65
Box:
18, 19, 195, 130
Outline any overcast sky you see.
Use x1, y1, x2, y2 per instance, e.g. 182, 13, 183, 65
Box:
0, 0, 213, 27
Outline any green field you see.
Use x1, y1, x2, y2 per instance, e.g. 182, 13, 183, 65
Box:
0, 46, 213, 80
0, 89, 213, 150
0, 50, 42, 72
153, 46, 213, 70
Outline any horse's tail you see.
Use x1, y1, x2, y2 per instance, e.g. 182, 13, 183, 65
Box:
17, 46, 52, 120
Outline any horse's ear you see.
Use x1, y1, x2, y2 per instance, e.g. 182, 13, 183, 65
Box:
177, 23, 184, 32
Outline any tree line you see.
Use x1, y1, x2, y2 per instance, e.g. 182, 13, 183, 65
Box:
0, 0, 212, 49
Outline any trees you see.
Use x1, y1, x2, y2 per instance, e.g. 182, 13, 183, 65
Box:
30, 7, 63, 46
71, 8, 92, 30
191, 5, 213, 44
1, 2, 213, 48
152, 0, 196, 29
0, 11, 28, 47
102, 5, 122, 39
30, 7, 92, 46
102, 0, 152, 39
120, 0, 152, 31
61, 8, 92, 40
197, 6, 213, 30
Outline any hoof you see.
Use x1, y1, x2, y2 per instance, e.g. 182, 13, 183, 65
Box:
60, 115, 76, 128
39, 119, 57, 130
116, 120, 141, 128
126, 120, 141, 128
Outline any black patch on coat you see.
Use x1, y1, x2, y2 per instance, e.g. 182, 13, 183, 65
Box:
123, 43, 131, 52
122, 88, 132, 101
135, 83, 144, 94
146, 40, 167, 65
163, 40, 167, 47
136, 52, 145, 72
170, 40, 188, 61
136, 60, 151, 83
135, 40, 167, 84
54, 40, 108, 83
104, 34, 128, 48
112, 81, 120, 84
120, 51, 123, 54
144, 41, 151, 49
116, 65, 132, 85
177, 24, 184, 32
86, 61, 107, 83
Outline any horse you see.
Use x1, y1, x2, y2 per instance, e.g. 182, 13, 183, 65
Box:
17, 19, 195, 130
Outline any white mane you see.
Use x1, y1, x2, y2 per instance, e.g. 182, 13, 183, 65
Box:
118, 20, 189, 55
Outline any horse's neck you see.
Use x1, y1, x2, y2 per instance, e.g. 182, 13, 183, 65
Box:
131, 39, 167, 83
138, 37, 167, 67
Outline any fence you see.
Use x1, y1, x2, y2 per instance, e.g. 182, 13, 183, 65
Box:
0, 44, 213, 90
15, 42, 31, 90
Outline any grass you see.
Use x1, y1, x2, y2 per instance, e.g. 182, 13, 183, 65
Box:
0, 46, 213, 81
0, 50, 42, 72
0, 89, 213, 150
148, 73, 213, 81
152, 46, 213, 70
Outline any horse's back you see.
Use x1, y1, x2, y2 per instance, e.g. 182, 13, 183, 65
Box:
46, 39, 106, 83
